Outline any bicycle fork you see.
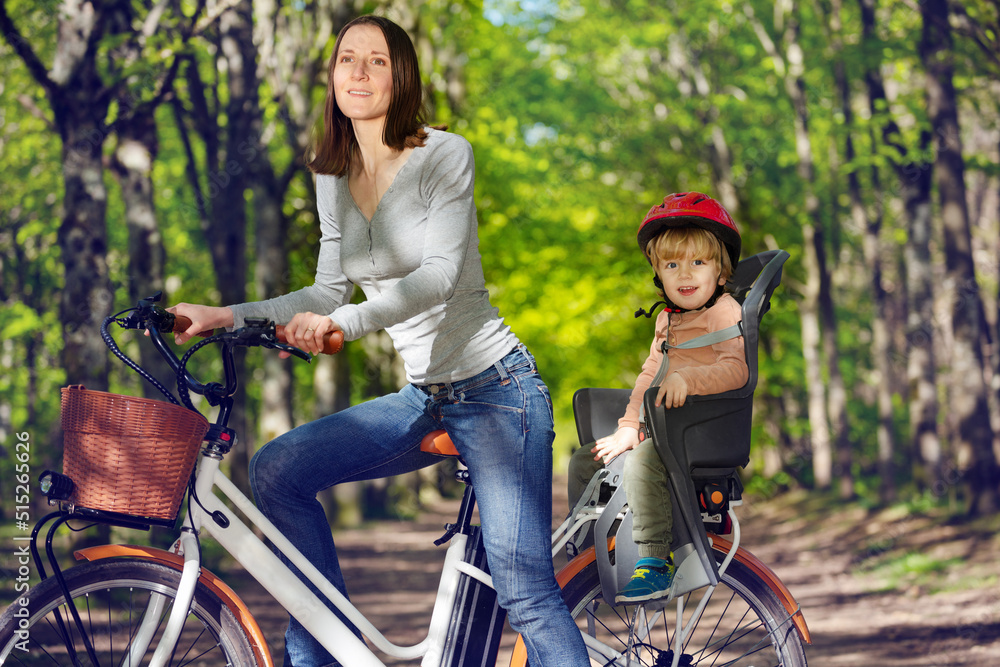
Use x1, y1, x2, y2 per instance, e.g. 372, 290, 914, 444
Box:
141, 527, 201, 667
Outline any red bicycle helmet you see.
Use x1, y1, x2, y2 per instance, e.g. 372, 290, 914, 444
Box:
637, 192, 741, 268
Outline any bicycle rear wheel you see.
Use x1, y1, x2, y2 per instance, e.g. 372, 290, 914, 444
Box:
0, 558, 259, 666
559, 549, 807, 666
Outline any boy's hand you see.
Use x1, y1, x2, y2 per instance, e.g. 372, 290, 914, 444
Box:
592, 427, 640, 464
656, 373, 689, 409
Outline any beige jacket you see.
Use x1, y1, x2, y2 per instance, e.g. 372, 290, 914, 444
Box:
619, 293, 749, 431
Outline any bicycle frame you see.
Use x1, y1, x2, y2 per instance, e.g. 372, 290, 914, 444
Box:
57, 423, 808, 667
100, 448, 492, 667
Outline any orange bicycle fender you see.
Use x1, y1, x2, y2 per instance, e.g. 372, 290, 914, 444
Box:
74, 544, 274, 667
509, 536, 810, 665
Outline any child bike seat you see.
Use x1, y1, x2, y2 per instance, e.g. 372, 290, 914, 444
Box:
642, 249, 789, 585
571, 387, 632, 447
578, 250, 789, 601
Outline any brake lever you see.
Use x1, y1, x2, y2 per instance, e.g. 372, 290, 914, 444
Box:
240, 318, 312, 362
269, 340, 312, 362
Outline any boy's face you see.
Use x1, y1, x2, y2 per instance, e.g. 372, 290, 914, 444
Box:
653, 252, 726, 311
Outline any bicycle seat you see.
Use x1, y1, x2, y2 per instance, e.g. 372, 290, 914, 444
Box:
421, 429, 460, 457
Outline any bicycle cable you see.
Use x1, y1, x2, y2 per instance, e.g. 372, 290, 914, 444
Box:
182, 489, 205, 564
187, 472, 230, 528
175, 334, 223, 410
102, 310, 181, 405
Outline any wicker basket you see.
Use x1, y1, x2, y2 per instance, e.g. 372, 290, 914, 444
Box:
60, 385, 210, 521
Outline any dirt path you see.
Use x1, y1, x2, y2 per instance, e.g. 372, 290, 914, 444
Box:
740, 491, 1000, 666
225, 481, 1000, 666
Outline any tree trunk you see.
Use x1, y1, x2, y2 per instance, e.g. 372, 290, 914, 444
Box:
662, 28, 739, 214
247, 96, 293, 446
180, 1, 260, 495
0, 0, 132, 548
834, 0, 892, 501
858, 0, 942, 495
314, 353, 360, 527
0, 0, 121, 390
746, 1, 844, 491
111, 107, 177, 396
902, 149, 942, 493
920, 0, 1000, 515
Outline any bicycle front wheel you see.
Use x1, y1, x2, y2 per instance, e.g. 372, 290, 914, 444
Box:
0, 558, 259, 666
560, 549, 807, 667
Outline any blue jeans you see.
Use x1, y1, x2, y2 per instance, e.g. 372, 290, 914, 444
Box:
249, 346, 589, 667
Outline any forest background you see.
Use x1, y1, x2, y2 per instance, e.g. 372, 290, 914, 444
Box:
1, 0, 998, 528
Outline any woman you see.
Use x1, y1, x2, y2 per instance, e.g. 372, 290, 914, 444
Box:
171, 15, 588, 667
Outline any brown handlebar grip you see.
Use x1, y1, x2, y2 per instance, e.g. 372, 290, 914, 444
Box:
171, 314, 214, 338
169, 313, 344, 354
275, 325, 344, 355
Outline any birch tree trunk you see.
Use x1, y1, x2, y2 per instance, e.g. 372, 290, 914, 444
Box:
0, 0, 117, 391
746, 0, 847, 491
919, 0, 1000, 515
832, 0, 893, 501
111, 108, 176, 395
857, 0, 941, 494
663, 28, 739, 214
106, 0, 191, 396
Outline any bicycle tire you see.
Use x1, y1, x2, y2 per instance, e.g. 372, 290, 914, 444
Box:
554, 548, 807, 667
0, 558, 259, 666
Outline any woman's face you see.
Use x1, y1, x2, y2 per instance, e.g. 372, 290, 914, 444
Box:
333, 24, 393, 125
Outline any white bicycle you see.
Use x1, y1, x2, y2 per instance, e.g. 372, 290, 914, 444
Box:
0, 250, 810, 666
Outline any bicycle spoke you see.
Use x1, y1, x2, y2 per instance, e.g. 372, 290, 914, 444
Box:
560, 552, 806, 667
0, 561, 257, 666
693, 608, 795, 667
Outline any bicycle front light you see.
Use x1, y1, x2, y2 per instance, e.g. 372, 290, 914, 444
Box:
39, 470, 75, 501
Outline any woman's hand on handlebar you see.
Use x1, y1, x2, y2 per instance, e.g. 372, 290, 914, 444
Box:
168, 303, 235, 345
282, 312, 342, 357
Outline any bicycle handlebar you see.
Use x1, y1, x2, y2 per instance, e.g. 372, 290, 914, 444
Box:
170, 314, 344, 356
104, 293, 345, 425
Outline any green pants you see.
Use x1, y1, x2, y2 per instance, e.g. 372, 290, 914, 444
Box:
567, 440, 673, 560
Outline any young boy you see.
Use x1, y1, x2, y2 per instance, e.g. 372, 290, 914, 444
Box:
568, 192, 748, 603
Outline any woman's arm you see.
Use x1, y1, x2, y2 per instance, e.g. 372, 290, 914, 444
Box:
228, 178, 355, 330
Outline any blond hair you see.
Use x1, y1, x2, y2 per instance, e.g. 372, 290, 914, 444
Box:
645, 227, 734, 281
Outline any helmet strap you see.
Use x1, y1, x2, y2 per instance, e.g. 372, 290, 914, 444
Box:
635, 278, 727, 319
635, 300, 677, 319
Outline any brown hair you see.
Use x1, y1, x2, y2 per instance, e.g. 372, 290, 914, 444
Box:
307, 15, 430, 176
646, 227, 734, 282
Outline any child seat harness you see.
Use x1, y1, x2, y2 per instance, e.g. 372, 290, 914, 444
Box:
637, 321, 744, 433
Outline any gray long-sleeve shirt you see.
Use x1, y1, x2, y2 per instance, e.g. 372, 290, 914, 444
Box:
230, 128, 518, 385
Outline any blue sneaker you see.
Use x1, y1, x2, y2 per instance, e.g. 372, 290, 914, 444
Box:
615, 556, 675, 603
